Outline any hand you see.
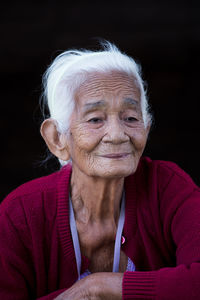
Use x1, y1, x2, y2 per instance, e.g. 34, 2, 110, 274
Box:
54, 272, 123, 300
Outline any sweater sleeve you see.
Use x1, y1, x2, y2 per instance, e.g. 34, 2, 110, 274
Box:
122, 163, 200, 300
0, 208, 35, 299
0, 198, 67, 300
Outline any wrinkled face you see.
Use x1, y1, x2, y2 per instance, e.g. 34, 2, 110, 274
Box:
67, 71, 149, 178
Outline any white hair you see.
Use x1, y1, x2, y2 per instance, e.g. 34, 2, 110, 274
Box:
41, 41, 152, 165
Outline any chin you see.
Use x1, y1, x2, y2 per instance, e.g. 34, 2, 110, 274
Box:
95, 165, 136, 179
78, 156, 139, 179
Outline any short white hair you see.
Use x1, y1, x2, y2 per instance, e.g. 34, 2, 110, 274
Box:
41, 41, 152, 165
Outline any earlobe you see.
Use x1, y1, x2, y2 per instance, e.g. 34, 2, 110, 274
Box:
40, 119, 70, 161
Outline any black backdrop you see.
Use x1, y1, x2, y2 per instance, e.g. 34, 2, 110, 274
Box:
1, 1, 200, 200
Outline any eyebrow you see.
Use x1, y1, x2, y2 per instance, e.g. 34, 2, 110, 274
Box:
83, 100, 106, 112
82, 98, 139, 113
123, 98, 139, 107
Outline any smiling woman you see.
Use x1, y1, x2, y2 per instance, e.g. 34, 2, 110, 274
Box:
41, 71, 149, 179
0, 41, 200, 300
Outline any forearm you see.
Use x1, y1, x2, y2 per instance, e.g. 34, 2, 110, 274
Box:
54, 272, 123, 300
90, 272, 123, 300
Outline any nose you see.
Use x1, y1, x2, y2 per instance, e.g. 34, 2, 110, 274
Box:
102, 116, 129, 144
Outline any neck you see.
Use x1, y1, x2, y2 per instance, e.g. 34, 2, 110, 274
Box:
70, 167, 124, 225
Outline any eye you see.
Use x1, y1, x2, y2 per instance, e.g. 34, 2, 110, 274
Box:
88, 117, 103, 123
124, 116, 138, 122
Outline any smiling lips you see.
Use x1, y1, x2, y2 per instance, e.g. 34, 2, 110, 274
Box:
100, 153, 131, 159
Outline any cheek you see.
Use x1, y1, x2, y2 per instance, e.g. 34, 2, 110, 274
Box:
69, 125, 103, 155
129, 128, 148, 151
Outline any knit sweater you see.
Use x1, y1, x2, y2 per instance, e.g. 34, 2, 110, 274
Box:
0, 157, 200, 300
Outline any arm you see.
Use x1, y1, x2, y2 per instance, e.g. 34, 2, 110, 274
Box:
0, 196, 123, 300
0, 205, 66, 300
54, 272, 123, 300
54, 173, 200, 300
0, 210, 34, 300
122, 174, 200, 299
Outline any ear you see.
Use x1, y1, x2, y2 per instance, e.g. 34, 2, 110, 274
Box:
40, 119, 70, 161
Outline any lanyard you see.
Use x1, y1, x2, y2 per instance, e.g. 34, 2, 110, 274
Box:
69, 192, 125, 280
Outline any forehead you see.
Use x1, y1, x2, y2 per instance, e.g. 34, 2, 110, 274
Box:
75, 71, 141, 101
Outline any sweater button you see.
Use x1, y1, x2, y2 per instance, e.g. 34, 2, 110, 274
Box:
121, 235, 125, 245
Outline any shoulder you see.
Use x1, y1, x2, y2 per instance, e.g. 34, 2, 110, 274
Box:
129, 156, 200, 210
137, 156, 198, 190
1, 171, 58, 212
136, 157, 200, 217
0, 164, 72, 217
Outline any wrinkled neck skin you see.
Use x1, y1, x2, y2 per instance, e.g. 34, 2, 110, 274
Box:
70, 165, 124, 226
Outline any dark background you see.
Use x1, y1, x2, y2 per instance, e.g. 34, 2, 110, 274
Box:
1, 1, 200, 200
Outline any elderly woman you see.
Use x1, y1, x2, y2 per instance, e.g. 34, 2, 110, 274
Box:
0, 42, 200, 300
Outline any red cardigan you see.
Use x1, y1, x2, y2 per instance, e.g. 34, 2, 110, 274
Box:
0, 157, 200, 300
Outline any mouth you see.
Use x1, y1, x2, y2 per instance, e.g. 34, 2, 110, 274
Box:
100, 153, 131, 159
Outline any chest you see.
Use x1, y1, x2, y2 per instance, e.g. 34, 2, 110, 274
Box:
77, 223, 128, 273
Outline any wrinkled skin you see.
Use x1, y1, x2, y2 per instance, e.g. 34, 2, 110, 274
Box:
49, 71, 150, 299
55, 273, 123, 300
67, 71, 149, 179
